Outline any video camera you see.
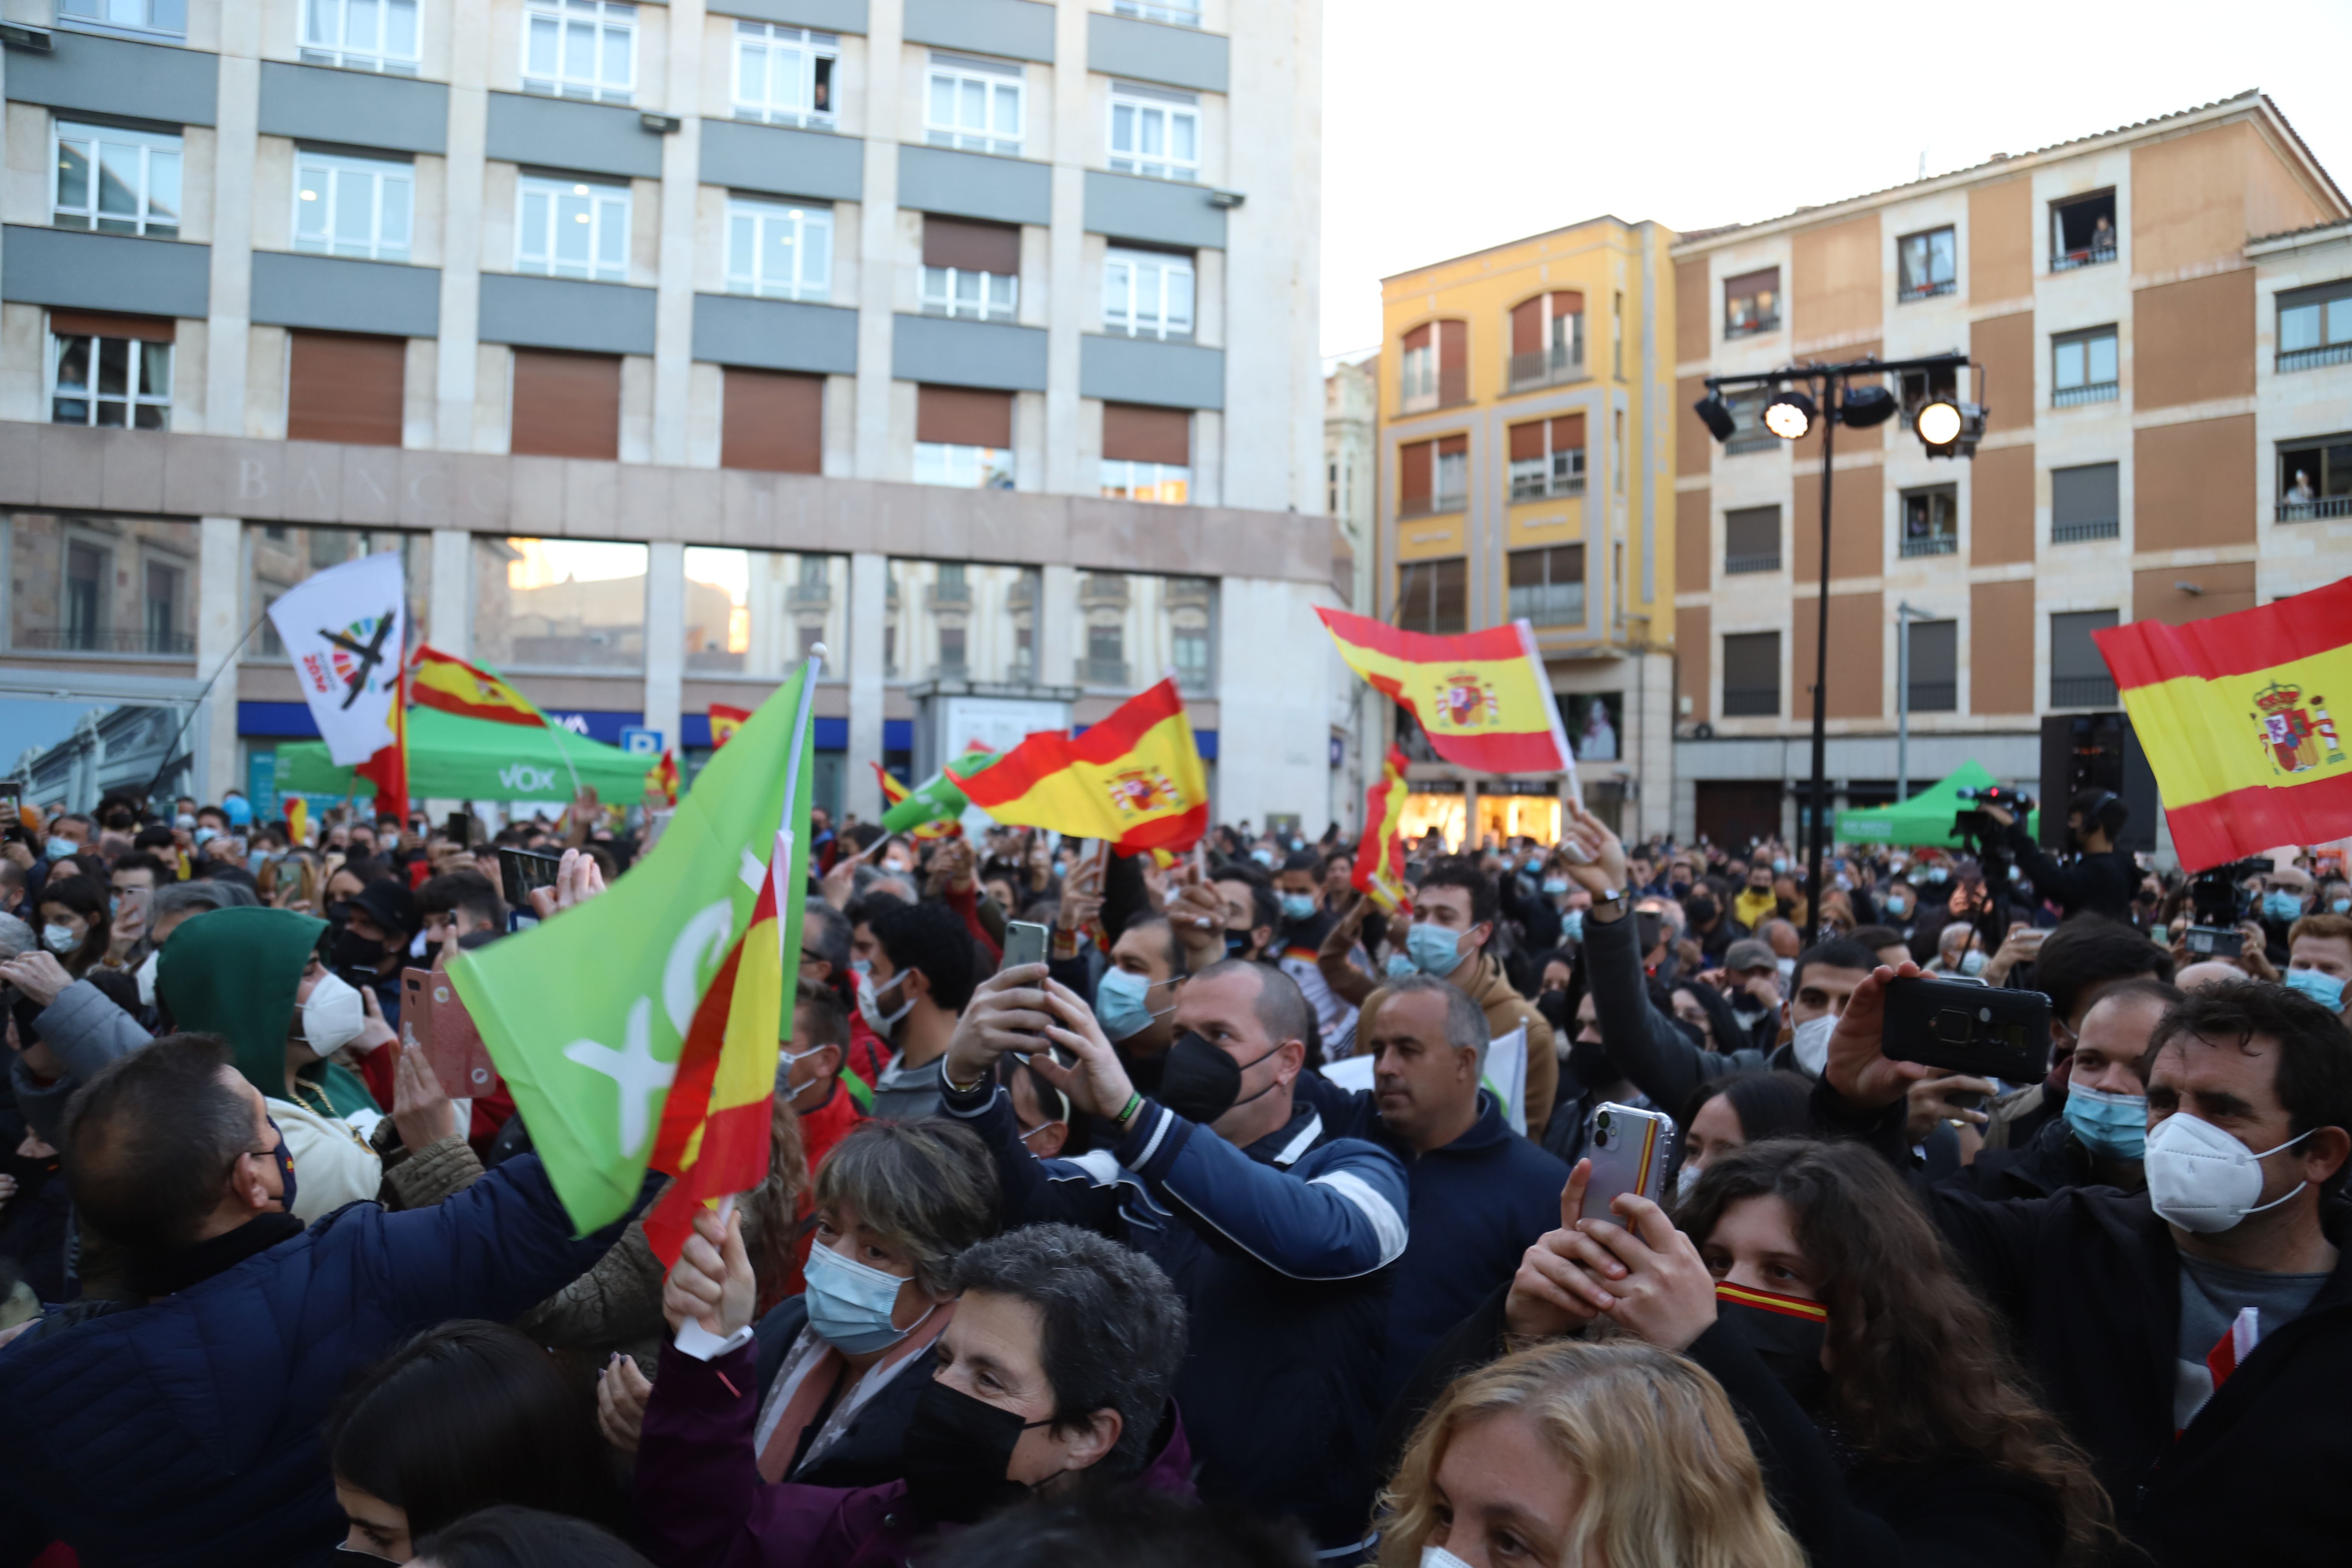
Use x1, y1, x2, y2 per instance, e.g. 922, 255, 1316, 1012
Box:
2189, 858, 2269, 926
1951, 784, 2034, 848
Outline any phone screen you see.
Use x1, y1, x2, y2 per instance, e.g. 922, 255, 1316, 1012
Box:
498, 848, 564, 911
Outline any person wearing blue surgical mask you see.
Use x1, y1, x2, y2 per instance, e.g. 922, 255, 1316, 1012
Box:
1092, 914, 1189, 1087
1398, 860, 1561, 1140
2284, 913, 2352, 1017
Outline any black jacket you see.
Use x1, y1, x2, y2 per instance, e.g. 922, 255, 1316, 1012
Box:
748, 1296, 939, 1490
1948, 1112, 2144, 1202
1384, 1286, 2064, 1568
1821, 1084, 2352, 1565
2003, 825, 2136, 920
1585, 903, 1792, 1108
1498, 872, 1565, 952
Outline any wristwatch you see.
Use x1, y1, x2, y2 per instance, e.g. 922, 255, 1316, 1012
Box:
1589, 890, 1628, 921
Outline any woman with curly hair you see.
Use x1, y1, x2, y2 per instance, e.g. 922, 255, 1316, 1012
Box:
1378, 1338, 1802, 1568
1504, 1138, 2114, 1566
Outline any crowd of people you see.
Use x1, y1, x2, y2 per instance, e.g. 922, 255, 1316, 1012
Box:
3, 776, 2351, 1566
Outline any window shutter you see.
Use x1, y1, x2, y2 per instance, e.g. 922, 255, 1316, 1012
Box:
1724, 506, 1779, 560
1550, 413, 1586, 450
1510, 299, 1542, 355
1550, 291, 1584, 318
922, 216, 1020, 274
1437, 433, 1468, 459
1909, 620, 1958, 684
917, 385, 1013, 447
49, 309, 176, 342
510, 349, 621, 460
721, 367, 823, 473
1508, 421, 1545, 462
1724, 268, 1778, 299
1102, 403, 1190, 465
1437, 321, 1467, 371
1403, 323, 1431, 353
288, 331, 405, 447
2051, 464, 2119, 528
1722, 630, 1781, 715
2050, 610, 2119, 680
1399, 439, 1432, 502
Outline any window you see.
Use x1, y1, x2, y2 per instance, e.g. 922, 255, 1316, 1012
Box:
1173, 623, 1210, 687
1507, 292, 1583, 390
1898, 225, 1956, 302
1400, 321, 1467, 412
55, 0, 184, 40
1723, 268, 1779, 338
733, 22, 836, 128
683, 547, 843, 677
66, 541, 107, 648
1434, 435, 1468, 510
522, 0, 635, 103
1723, 505, 1780, 573
2052, 462, 2120, 542
1109, 84, 1199, 182
1102, 248, 1194, 339
1508, 545, 1585, 626
2050, 191, 2116, 272
1722, 388, 1777, 455
885, 560, 1044, 684
921, 216, 1018, 321
302, 0, 419, 73
2049, 610, 2119, 707
1079, 620, 1127, 686
49, 314, 173, 429
8, 514, 203, 656
1899, 363, 1956, 420
915, 386, 1014, 489
1721, 631, 1780, 717
1507, 414, 1585, 500
1398, 559, 1467, 635
926, 56, 1023, 156
53, 121, 181, 239
294, 149, 413, 262
287, 331, 406, 446
726, 197, 830, 300
474, 537, 646, 672
2278, 434, 2352, 522
1398, 435, 1465, 517
2278, 279, 2352, 373
1612, 291, 1624, 378
517, 175, 629, 282
138, 556, 185, 650
1114, 0, 1201, 23
1612, 409, 1625, 493
1905, 620, 1957, 712
509, 349, 621, 459
1900, 486, 1958, 557
2052, 327, 2119, 407
250, 526, 430, 660
721, 367, 822, 473
1103, 403, 1190, 503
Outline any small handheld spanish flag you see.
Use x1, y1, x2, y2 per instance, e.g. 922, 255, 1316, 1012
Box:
1351, 746, 1410, 912
646, 748, 680, 808
949, 680, 1208, 856
709, 703, 751, 750
1317, 608, 1574, 777
411, 645, 548, 729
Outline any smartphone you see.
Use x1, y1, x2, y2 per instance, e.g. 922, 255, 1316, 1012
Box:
1578, 1103, 1676, 1227
1001, 920, 1050, 972
1635, 908, 1665, 954
2184, 925, 2240, 959
427, 963, 497, 1094
498, 847, 564, 911
1882, 975, 2052, 1082
444, 811, 471, 848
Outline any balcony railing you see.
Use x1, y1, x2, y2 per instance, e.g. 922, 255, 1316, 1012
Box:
1507, 345, 1581, 391
1724, 551, 1781, 574
2050, 675, 2118, 707
1898, 279, 1958, 303
1725, 313, 1780, 340
1721, 688, 1779, 717
2052, 517, 2120, 543
1399, 491, 1467, 519
927, 581, 971, 608
1079, 574, 1129, 605
2051, 245, 2117, 273
1724, 430, 1781, 456
1077, 656, 1130, 686
17, 627, 195, 655
1906, 681, 1957, 712
1114, 0, 1201, 23
1899, 533, 1958, 558
2280, 342, 2352, 374
788, 581, 832, 605
2053, 381, 2118, 408
1508, 474, 1586, 502
931, 659, 968, 680
2279, 496, 2352, 522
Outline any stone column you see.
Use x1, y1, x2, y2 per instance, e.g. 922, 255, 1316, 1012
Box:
437, 3, 491, 450
1038, 564, 1078, 689
205, 31, 260, 434
644, 539, 686, 758
851, 4, 903, 478
195, 516, 245, 801
651, 0, 704, 466
429, 529, 472, 657
847, 551, 888, 818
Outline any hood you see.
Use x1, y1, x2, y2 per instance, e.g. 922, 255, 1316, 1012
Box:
157, 906, 326, 1100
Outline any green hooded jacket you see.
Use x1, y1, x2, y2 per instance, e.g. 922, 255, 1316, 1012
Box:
156, 906, 378, 1119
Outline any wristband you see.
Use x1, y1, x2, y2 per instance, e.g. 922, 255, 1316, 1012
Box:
945, 1067, 988, 1097
1114, 1092, 1144, 1130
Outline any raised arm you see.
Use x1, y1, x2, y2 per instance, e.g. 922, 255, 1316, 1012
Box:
1556, 808, 1720, 1110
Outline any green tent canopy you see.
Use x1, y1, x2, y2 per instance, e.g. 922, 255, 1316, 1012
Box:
274, 706, 654, 802
1833, 759, 2041, 848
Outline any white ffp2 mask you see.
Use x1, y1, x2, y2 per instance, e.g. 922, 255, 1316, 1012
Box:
1790, 1013, 1836, 1077
2144, 1112, 2314, 1234
302, 971, 368, 1054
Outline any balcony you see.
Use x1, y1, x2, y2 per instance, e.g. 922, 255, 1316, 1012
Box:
1077, 656, 1130, 686
1507, 345, 1582, 392
2052, 381, 2118, 408
2280, 342, 2352, 374
2052, 518, 2120, 543
1724, 551, 1781, 574
1079, 573, 1129, 606
2050, 675, 2118, 708
931, 659, 968, 680
927, 581, 971, 609
1899, 533, 1958, 559
1898, 279, 1957, 303
2280, 496, 2352, 522
1906, 681, 1957, 713
1724, 312, 1780, 340
1399, 490, 1467, 519
1508, 472, 1585, 502
1724, 430, 1781, 456
2051, 244, 2117, 274
788, 580, 832, 606
18, 627, 195, 655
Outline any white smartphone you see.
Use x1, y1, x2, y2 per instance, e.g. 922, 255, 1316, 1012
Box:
1578, 1102, 1677, 1227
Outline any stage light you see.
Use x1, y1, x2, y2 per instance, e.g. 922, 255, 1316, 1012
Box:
1763, 389, 1816, 440
1694, 390, 1737, 442
1915, 398, 1963, 446
1841, 384, 1897, 428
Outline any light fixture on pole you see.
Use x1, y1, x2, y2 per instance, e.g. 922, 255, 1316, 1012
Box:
1691, 352, 1983, 945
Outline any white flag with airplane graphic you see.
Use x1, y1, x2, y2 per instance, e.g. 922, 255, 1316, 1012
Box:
267, 552, 407, 765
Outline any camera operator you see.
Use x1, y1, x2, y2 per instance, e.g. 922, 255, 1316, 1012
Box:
1983, 787, 2136, 921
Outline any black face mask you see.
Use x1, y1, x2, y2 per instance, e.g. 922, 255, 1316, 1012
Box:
1714, 1285, 1829, 1410
1669, 880, 1692, 902
902, 1379, 1049, 1524
1686, 897, 1719, 927
1534, 987, 1571, 1034
1155, 1030, 1280, 1125
329, 925, 390, 978
1671, 1017, 1708, 1050
1565, 1039, 1614, 1093
1223, 930, 1253, 960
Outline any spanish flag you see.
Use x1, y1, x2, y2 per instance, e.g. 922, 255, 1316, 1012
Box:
949, 679, 1208, 855
353, 660, 410, 824
709, 703, 751, 750
646, 749, 680, 808
2095, 578, 2352, 870
411, 645, 547, 729
1317, 609, 1574, 776
1352, 746, 1410, 912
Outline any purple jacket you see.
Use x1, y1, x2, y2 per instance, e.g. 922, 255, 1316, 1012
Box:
633, 1335, 1195, 1568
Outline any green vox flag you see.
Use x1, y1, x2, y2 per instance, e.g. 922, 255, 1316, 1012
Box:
274, 705, 651, 801
879, 750, 996, 835
449, 665, 815, 1234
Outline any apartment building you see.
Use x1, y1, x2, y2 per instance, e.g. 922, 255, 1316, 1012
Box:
1377, 215, 1677, 845
1668, 92, 2352, 853
0, 0, 1343, 829
1321, 345, 1372, 819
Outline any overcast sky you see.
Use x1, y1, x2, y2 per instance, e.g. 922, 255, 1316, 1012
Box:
1318, 0, 2352, 357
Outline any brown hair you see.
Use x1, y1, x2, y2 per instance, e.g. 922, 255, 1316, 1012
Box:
1677, 1139, 2113, 1561
1378, 1338, 1804, 1568
811, 1119, 1000, 1297
2288, 911, 2352, 950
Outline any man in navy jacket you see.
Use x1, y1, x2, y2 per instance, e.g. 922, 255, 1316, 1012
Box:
0, 1033, 652, 1568
940, 959, 1408, 1557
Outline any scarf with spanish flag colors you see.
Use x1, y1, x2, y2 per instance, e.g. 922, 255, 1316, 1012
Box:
2093, 576, 2352, 869
1316, 608, 1574, 777
948, 678, 1208, 855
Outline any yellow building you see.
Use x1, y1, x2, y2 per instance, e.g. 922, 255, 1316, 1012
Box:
1378, 216, 1678, 845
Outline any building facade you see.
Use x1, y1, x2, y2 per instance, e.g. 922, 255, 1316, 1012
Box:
1321, 345, 1372, 823
1377, 215, 1677, 847
0, 0, 1341, 828
1668, 93, 2352, 854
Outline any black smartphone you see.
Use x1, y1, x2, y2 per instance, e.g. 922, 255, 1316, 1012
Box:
444, 811, 472, 848
498, 847, 565, 911
2184, 925, 2240, 959
1636, 908, 1665, 954
1882, 976, 2052, 1082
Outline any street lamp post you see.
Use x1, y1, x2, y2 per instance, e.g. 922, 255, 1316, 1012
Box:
1692, 354, 1983, 947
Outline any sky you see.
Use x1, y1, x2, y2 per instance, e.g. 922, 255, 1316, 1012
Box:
1318, 0, 2352, 356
